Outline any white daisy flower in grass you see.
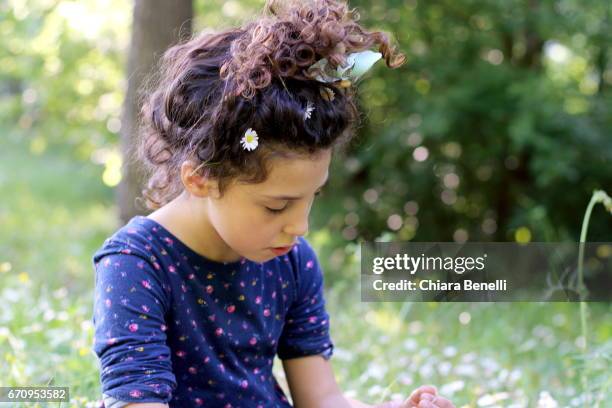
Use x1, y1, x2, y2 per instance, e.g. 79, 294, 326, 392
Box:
304, 100, 315, 120
241, 128, 259, 151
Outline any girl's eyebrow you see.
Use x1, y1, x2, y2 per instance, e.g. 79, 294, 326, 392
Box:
261, 178, 329, 201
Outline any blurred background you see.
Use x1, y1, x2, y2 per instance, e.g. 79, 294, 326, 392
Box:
0, 0, 610, 406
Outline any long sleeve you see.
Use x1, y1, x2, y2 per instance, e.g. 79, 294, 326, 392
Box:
277, 237, 334, 360
92, 241, 177, 404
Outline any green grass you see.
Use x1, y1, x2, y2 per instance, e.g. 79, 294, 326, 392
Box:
0, 132, 609, 407
0, 133, 118, 295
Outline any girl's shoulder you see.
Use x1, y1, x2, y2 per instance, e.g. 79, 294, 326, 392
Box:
92, 215, 161, 265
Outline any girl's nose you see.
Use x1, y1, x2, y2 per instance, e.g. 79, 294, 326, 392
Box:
284, 203, 311, 237
285, 215, 309, 238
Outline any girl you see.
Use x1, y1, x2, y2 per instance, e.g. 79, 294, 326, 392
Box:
92, 1, 454, 407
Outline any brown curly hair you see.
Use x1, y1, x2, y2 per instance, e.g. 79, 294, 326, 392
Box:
136, 0, 405, 210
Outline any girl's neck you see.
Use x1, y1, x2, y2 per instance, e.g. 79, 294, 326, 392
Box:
146, 191, 242, 263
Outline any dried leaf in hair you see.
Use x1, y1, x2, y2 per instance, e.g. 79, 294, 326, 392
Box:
320, 86, 335, 101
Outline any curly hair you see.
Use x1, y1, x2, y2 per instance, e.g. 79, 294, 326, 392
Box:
136, 0, 405, 210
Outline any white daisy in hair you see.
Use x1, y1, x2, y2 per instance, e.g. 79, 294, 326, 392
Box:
304, 100, 315, 120
241, 128, 259, 151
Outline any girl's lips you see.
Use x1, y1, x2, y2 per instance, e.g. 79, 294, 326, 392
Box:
270, 245, 293, 256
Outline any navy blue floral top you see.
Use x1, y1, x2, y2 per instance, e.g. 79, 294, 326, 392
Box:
92, 216, 334, 407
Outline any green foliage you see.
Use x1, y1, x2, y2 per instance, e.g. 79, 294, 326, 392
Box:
314, 0, 612, 247
0, 0, 128, 162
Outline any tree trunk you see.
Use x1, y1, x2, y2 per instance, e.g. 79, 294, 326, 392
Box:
117, 0, 193, 224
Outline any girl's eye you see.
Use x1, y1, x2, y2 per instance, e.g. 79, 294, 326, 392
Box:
266, 206, 286, 214
265, 190, 322, 214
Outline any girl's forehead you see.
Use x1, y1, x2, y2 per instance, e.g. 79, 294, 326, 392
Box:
243, 149, 331, 194
267, 150, 331, 176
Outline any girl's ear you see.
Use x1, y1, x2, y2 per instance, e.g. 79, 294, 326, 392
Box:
180, 160, 220, 198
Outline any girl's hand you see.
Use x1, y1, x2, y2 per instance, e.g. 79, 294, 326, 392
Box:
403, 385, 454, 408
377, 385, 455, 408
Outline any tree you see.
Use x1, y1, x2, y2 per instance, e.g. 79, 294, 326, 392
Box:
117, 0, 193, 223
